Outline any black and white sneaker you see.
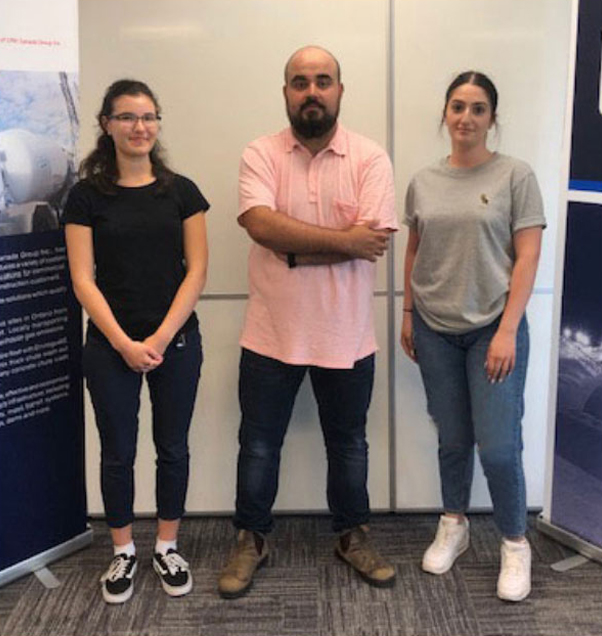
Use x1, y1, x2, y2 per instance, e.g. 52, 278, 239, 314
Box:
153, 549, 192, 597
100, 554, 137, 604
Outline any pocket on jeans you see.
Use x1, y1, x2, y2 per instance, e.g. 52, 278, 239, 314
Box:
171, 328, 202, 360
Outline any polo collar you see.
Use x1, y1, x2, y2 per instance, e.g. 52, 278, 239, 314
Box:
284, 124, 347, 156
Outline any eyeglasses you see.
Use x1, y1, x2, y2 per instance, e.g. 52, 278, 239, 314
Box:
108, 112, 162, 126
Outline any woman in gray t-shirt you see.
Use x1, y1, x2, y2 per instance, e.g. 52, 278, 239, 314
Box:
401, 71, 545, 603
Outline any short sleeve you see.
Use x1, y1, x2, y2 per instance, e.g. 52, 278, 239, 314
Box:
174, 175, 210, 220
238, 141, 278, 217
403, 178, 417, 229
61, 180, 94, 226
511, 168, 546, 232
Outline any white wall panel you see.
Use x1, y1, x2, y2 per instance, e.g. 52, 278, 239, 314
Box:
81, 0, 570, 517
79, 0, 391, 295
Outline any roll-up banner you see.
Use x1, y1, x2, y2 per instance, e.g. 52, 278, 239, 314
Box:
539, 0, 602, 561
0, 0, 91, 587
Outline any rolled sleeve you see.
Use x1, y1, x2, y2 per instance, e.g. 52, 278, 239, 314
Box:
511, 169, 547, 232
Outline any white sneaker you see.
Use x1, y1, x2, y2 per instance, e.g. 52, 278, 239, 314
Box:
497, 538, 531, 602
422, 515, 469, 574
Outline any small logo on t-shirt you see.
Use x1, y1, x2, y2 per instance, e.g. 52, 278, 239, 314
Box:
480, 193, 489, 205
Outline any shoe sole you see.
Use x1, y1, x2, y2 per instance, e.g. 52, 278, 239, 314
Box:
102, 584, 134, 604
218, 553, 268, 600
497, 584, 531, 602
334, 549, 396, 588
421, 539, 470, 575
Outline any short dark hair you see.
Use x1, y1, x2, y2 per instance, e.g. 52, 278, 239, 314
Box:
442, 71, 498, 124
80, 79, 173, 194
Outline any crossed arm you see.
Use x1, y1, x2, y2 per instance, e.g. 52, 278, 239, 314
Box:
65, 212, 208, 373
239, 205, 390, 265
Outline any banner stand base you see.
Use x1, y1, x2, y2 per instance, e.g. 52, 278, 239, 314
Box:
537, 514, 602, 566
0, 526, 93, 588
34, 566, 62, 589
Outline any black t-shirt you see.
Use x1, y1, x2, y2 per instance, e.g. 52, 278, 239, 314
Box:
63, 175, 209, 342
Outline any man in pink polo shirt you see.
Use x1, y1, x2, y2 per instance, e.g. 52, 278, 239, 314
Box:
218, 45, 398, 599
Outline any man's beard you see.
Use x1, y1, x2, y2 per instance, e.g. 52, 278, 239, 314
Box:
287, 98, 339, 139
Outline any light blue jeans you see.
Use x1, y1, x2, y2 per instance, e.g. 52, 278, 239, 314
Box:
413, 310, 529, 537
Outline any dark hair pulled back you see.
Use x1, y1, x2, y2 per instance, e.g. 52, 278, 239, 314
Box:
442, 71, 498, 125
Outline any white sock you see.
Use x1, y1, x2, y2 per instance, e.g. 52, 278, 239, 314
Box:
114, 541, 135, 557
155, 538, 177, 555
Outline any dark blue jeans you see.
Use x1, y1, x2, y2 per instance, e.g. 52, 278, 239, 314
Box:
83, 329, 202, 528
234, 348, 375, 534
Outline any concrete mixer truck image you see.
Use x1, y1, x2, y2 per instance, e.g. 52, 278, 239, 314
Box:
0, 71, 78, 238
0, 129, 74, 236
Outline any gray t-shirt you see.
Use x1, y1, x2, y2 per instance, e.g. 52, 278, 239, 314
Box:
404, 153, 546, 333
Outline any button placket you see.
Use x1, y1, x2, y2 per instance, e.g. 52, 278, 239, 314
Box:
308, 155, 321, 204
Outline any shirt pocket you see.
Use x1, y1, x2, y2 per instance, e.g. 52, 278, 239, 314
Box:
331, 198, 360, 229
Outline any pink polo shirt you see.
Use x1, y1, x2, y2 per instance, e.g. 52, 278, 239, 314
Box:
238, 124, 398, 369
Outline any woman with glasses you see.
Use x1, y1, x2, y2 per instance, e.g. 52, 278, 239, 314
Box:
63, 79, 208, 604
400, 71, 545, 602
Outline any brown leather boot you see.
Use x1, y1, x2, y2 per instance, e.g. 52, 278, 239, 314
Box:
335, 525, 396, 587
218, 530, 268, 599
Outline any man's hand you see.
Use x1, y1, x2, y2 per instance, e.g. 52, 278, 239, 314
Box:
342, 223, 390, 261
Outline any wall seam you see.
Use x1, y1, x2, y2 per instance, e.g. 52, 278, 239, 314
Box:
386, 0, 397, 512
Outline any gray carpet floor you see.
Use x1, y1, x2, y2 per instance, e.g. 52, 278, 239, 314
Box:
1, 513, 601, 636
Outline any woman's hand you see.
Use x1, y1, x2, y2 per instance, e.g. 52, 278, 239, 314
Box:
400, 312, 417, 362
485, 328, 516, 383
119, 339, 163, 373
143, 332, 170, 358
484, 227, 542, 383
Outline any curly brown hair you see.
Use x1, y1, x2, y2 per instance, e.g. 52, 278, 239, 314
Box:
80, 79, 174, 194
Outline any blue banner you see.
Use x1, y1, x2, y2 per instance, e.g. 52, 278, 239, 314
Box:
0, 230, 86, 571
552, 201, 602, 547
0, 35, 87, 577
545, 0, 602, 554
568, 0, 602, 191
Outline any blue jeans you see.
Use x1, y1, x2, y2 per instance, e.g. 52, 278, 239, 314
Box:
234, 348, 374, 533
83, 329, 202, 528
412, 311, 529, 537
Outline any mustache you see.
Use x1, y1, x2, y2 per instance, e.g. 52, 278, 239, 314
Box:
301, 98, 325, 111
